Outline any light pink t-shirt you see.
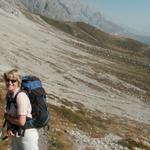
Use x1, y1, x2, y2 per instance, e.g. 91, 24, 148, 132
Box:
6, 88, 32, 118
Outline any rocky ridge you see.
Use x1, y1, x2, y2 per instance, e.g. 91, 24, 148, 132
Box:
17, 0, 126, 35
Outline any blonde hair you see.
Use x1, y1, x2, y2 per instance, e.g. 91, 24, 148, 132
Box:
3, 69, 22, 87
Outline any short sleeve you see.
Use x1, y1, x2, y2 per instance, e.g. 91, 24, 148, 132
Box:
16, 92, 31, 116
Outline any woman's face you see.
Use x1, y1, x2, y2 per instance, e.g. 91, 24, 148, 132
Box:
5, 78, 19, 92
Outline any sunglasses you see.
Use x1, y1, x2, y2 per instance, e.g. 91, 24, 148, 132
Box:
6, 79, 17, 83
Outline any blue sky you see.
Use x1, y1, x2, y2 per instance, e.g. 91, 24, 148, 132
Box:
86, 0, 150, 35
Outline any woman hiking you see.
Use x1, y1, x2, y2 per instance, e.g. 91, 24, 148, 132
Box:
3, 69, 39, 150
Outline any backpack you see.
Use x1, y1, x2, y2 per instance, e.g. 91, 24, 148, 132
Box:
21, 75, 50, 129
6, 75, 50, 129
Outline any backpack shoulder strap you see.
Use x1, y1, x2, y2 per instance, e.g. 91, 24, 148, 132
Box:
13, 90, 22, 103
6, 92, 13, 110
9, 90, 25, 108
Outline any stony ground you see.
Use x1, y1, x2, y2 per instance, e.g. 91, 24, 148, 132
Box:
69, 130, 128, 150
38, 128, 49, 150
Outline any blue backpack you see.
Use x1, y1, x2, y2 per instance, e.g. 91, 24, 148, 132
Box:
21, 76, 50, 129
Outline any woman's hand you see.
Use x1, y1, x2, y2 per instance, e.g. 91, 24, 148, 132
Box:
7, 130, 15, 137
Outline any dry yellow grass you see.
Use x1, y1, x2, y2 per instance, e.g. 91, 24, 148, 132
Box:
47, 99, 150, 150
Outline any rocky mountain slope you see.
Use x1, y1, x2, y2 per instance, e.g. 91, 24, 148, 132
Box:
0, 1, 150, 149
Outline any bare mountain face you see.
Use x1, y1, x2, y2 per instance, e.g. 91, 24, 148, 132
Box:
18, 0, 106, 26
17, 0, 124, 35
0, 0, 150, 126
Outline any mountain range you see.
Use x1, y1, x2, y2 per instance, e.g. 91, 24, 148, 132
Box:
17, 0, 150, 45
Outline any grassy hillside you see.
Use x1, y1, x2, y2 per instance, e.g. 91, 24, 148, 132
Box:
40, 16, 150, 57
